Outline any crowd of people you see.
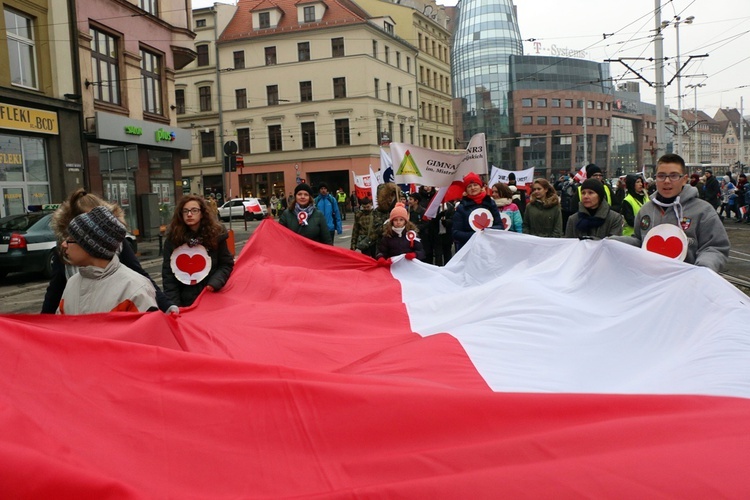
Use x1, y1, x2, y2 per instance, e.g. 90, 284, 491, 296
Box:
41, 153, 730, 316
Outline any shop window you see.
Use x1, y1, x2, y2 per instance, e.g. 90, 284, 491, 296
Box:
89, 27, 119, 104
140, 48, 163, 115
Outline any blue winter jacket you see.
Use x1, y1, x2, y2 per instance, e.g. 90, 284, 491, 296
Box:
314, 194, 343, 234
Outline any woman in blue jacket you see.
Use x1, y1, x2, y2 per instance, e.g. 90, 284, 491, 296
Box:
452, 172, 503, 251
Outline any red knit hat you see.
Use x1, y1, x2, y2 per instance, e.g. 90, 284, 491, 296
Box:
463, 172, 483, 188
389, 202, 408, 222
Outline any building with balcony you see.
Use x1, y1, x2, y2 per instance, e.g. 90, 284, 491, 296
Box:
177, 0, 419, 202
75, 0, 196, 234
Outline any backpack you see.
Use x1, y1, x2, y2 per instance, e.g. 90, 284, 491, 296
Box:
560, 182, 575, 213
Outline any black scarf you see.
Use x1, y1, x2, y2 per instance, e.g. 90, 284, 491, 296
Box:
575, 207, 606, 233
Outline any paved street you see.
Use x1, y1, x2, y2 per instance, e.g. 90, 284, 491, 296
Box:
2, 216, 750, 314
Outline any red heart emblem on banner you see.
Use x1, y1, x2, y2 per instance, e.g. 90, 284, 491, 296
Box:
472, 212, 491, 229
176, 254, 207, 275
646, 235, 683, 259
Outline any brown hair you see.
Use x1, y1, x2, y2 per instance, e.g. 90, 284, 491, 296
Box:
51, 189, 126, 241
531, 178, 560, 207
492, 182, 513, 199
167, 195, 225, 251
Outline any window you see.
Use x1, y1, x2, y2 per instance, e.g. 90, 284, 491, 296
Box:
335, 119, 350, 146
564, 99, 573, 108
303, 6, 315, 22
5, 8, 38, 88
140, 48, 162, 114
333, 77, 346, 98
387, 83, 391, 102
268, 125, 282, 151
538, 98, 547, 107
331, 37, 344, 57
237, 128, 251, 154
89, 27, 119, 103
398, 86, 402, 106
563, 116, 573, 125
384, 46, 390, 64
396, 51, 401, 68
522, 116, 532, 125
196, 45, 209, 66
267, 85, 278, 106
400, 123, 404, 141
300, 81, 312, 102
418, 33, 423, 50
384, 21, 394, 34
409, 125, 414, 144
139, 0, 157, 15
408, 90, 413, 108
551, 98, 560, 107
521, 98, 532, 107
372, 40, 377, 58
406, 57, 411, 73
233, 51, 245, 69
550, 116, 560, 125
301, 122, 316, 149
596, 101, 603, 110
201, 130, 215, 157
265, 46, 276, 65
374, 78, 379, 99
576, 117, 583, 126
196, 19, 206, 28
235, 88, 247, 109
259, 12, 270, 29
199, 86, 211, 111
298, 42, 310, 62
175, 89, 185, 114
537, 116, 547, 125
587, 101, 594, 109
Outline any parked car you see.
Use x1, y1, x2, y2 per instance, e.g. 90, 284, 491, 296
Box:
218, 198, 268, 221
0, 210, 137, 280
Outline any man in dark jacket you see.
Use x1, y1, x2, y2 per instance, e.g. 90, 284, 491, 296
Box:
703, 170, 721, 212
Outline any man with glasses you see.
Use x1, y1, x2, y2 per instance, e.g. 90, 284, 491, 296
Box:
613, 153, 729, 273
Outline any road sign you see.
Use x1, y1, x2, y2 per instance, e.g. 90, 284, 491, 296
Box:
223, 141, 238, 156
235, 155, 244, 168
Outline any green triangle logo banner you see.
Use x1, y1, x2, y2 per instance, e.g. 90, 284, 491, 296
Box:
396, 150, 422, 177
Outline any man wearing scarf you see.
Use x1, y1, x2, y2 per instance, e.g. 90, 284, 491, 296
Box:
564, 179, 623, 239
612, 154, 730, 273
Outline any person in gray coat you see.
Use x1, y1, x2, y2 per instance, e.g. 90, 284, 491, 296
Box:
612, 154, 730, 273
565, 179, 623, 239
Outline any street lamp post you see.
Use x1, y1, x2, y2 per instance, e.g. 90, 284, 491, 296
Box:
686, 83, 706, 163
664, 15, 694, 156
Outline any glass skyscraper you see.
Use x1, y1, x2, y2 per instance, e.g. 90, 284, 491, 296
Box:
451, 0, 522, 167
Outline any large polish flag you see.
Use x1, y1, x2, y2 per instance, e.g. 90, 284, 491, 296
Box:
2, 221, 750, 497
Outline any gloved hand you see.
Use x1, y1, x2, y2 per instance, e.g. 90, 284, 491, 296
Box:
166, 305, 180, 316
376, 257, 391, 267
405, 252, 417, 260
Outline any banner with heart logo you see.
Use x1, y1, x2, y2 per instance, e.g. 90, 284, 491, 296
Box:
642, 224, 688, 262
170, 244, 212, 285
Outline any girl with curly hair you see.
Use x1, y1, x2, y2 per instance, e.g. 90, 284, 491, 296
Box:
161, 195, 234, 307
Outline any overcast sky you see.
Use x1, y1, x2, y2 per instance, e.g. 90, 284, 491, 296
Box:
192, 0, 750, 117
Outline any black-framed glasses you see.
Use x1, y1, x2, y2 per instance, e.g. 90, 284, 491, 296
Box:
655, 173, 685, 182
182, 208, 201, 215
64, 239, 78, 245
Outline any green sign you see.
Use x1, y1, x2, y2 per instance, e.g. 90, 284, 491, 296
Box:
124, 125, 143, 136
